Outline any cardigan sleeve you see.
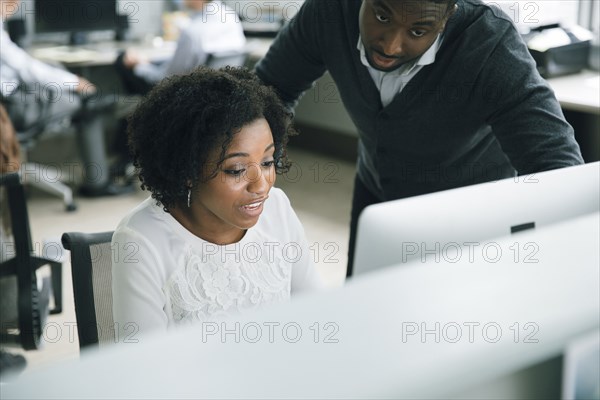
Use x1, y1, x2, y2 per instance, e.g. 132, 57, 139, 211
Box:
254, 0, 327, 109
479, 23, 583, 174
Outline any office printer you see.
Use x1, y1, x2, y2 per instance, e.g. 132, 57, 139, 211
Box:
522, 24, 593, 78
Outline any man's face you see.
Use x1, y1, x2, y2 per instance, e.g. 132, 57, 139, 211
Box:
359, 0, 454, 72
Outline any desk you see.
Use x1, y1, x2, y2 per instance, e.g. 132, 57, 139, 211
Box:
29, 38, 598, 110
4, 212, 599, 399
547, 70, 600, 162
28, 40, 176, 68
28, 38, 272, 68
28, 39, 599, 161
27, 38, 273, 117
547, 70, 600, 114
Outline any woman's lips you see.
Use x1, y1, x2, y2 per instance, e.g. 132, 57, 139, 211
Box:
239, 199, 266, 218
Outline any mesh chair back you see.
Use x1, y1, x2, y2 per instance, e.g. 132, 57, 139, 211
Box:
90, 241, 116, 346
61, 231, 115, 349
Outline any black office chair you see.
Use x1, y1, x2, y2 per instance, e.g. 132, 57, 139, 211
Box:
0, 172, 63, 351
61, 231, 115, 350
1, 85, 77, 212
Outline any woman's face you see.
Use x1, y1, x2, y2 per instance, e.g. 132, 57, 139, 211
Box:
191, 118, 276, 244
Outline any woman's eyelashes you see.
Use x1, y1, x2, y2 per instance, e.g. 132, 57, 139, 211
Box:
222, 160, 276, 176
261, 160, 276, 168
223, 168, 244, 176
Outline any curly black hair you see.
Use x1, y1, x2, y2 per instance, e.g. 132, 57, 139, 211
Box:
127, 66, 297, 211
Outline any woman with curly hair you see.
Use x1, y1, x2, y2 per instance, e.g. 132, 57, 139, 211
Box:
111, 66, 322, 338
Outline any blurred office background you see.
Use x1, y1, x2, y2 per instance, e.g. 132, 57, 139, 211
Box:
6, 0, 599, 163
1, 0, 598, 386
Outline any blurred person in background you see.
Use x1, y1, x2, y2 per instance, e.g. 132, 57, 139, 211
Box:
114, 0, 246, 95
112, 0, 246, 176
0, 0, 134, 196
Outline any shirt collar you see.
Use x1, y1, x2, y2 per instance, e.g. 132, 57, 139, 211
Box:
356, 34, 442, 76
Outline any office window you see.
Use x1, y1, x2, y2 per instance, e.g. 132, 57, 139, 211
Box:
578, 0, 599, 32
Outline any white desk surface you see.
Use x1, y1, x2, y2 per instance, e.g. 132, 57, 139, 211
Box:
547, 69, 600, 114
4, 212, 599, 399
29, 39, 177, 67
28, 38, 272, 68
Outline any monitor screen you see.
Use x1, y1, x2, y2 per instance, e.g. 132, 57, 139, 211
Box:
352, 162, 600, 276
35, 0, 117, 36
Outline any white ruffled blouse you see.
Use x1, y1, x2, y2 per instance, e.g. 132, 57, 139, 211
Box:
112, 188, 322, 337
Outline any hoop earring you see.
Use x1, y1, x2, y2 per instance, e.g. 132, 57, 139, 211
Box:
187, 188, 191, 208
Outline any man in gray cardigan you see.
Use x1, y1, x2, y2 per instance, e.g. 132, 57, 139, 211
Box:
254, 0, 583, 276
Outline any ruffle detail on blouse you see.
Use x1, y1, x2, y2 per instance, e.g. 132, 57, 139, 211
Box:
166, 240, 292, 325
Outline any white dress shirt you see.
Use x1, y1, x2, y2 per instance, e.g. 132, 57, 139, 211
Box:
357, 34, 442, 107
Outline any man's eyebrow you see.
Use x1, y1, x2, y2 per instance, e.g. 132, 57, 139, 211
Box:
372, 0, 393, 14
412, 20, 437, 27
372, 1, 441, 26
223, 143, 275, 160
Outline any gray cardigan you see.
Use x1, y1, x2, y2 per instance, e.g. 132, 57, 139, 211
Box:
255, 0, 583, 200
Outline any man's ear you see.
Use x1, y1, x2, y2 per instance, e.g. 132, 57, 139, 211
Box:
448, 3, 458, 18
439, 3, 458, 32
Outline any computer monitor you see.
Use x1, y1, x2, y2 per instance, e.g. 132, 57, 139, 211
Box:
562, 329, 600, 400
3, 211, 598, 399
34, 0, 118, 45
353, 162, 600, 276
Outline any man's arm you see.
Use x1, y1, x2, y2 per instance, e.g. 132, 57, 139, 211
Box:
163, 28, 206, 79
0, 30, 88, 94
254, 0, 328, 109
130, 55, 171, 85
481, 24, 583, 173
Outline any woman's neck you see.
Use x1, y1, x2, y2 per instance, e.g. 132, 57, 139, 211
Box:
168, 205, 246, 245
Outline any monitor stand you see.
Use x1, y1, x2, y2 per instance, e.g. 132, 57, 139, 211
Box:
69, 31, 89, 46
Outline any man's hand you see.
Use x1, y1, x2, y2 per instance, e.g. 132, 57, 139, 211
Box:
76, 77, 96, 94
123, 50, 149, 68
